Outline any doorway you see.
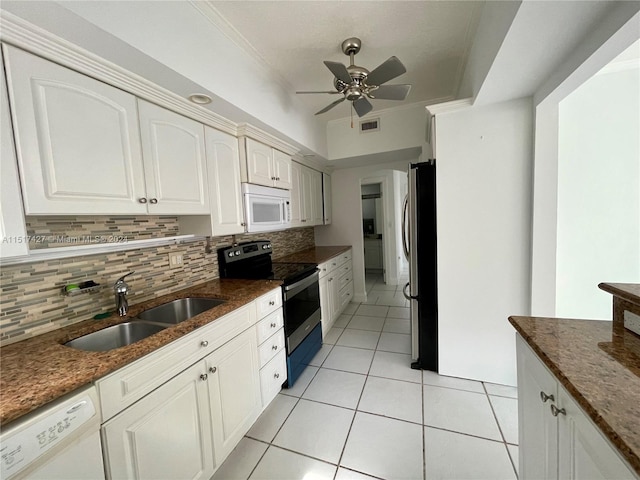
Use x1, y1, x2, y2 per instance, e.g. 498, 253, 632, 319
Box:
361, 182, 385, 289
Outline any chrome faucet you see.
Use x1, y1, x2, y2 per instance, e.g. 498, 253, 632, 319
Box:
114, 271, 135, 317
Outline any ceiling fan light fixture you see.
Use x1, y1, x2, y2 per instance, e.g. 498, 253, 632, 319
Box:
345, 86, 363, 101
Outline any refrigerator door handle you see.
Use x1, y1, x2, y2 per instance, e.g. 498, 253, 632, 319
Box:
401, 194, 410, 260
403, 282, 418, 301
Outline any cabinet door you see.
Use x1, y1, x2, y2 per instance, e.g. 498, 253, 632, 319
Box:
516, 335, 559, 480
272, 149, 292, 189
310, 169, 324, 225
300, 166, 313, 224
557, 387, 636, 480
138, 100, 209, 214
319, 274, 333, 338
3, 45, 147, 215
205, 127, 245, 235
245, 138, 273, 187
206, 328, 261, 466
0, 53, 28, 258
289, 162, 304, 227
322, 173, 332, 225
102, 361, 215, 480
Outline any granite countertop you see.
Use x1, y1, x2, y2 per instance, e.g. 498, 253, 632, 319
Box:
599, 282, 640, 305
274, 245, 351, 264
509, 315, 640, 475
0, 278, 282, 426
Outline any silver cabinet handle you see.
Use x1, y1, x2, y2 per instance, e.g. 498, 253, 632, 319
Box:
200, 374, 208, 381
269, 300, 275, 306
201, 340, 209, 347
540, 391, 554, 403
328, 278, 333, 282
241, 222, 246, 226
139, 197, 148, 204
550, 404, 566, 416
209, 366, 217, 374
149, 198, 158, 204
271, 176, 276, 180
274, 373, 280, 379
272, 345, 278, 350
402, 194, 410, 260
270, 322, 277, 328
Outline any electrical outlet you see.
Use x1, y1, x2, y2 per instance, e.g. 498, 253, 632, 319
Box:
169, 252, 183, 269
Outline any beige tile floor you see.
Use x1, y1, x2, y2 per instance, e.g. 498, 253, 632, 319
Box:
213, 275, 519, 480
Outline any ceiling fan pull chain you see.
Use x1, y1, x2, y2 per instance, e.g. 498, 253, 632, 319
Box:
351, 103, 354, 128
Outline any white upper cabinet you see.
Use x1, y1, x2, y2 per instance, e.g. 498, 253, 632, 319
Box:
137, 100, 209, 215
289, 161, 324, 227
0, 52, 28, 258
290, 162, 304, 227
272, 148, 293, 189
204, 127, 245, 235
310, 168, 323, 225
322, 173, 332, 225
4, 45, 147, 215
241, 138, 292, 189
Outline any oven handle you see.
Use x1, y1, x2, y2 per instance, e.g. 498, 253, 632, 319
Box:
284, 270, 320, 298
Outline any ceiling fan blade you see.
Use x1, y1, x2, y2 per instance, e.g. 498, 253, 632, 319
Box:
315, 97, 346, 115
366, 56, 407, 86
324, 61, 352, 84
296, 91, 341, 94
368, 84, 411, 101
353, 97, 373, 117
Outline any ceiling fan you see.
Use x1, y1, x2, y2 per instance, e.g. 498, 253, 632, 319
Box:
297, 37, 411, 117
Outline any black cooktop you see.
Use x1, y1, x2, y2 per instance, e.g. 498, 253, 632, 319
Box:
271, 262, 318, 284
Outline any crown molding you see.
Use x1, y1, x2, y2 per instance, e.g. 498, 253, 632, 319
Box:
0, 10, 238, 136
425, 98, 473, 116
236, 123, 298, 156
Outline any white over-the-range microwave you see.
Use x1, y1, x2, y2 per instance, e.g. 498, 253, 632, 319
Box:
242, 183, 291, 233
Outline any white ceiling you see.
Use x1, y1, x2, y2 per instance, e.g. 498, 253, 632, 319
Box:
208, 1, 485, 121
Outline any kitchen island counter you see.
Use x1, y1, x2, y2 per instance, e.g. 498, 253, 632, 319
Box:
0, 278, 282, 426
274, 245, 351, 264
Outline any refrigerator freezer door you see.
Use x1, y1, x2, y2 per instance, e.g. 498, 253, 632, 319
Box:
407, 166, 419, 360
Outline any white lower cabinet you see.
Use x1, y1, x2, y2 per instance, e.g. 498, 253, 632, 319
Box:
206, 328, 261, 466
516, 334, 637, 480
100, 291, 284, 479
319, 249, 353, 338
102, 361, 215, 480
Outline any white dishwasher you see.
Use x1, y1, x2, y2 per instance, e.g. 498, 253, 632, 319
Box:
0, 385, 105, 480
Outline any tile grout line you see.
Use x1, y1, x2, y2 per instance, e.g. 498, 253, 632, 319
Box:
483, 382, 519, 479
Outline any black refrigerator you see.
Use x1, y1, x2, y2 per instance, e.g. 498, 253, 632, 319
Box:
402, 160, 438, 371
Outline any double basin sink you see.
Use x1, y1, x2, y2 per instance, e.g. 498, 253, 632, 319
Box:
65, 298, 225, 352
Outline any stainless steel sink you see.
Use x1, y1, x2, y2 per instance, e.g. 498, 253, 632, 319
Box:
136, 297, 225, 325
65, 322, 167, 351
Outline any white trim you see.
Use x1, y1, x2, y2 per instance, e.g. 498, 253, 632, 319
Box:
426, 98, 473, 116
236, 123, 298, 156
596, 58, 640, 76
0, 235, 201, 266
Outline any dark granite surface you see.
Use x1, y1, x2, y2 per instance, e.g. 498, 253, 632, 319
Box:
0, 278, 282, 426
509, 315, 640, 475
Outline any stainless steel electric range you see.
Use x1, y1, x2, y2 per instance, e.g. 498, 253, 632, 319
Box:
217, 240, 321, 387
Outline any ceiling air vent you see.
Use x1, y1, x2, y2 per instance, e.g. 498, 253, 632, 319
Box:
359, 118, 380, 133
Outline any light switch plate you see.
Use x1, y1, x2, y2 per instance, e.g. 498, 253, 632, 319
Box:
168, 252, 183, 269
624, 310, 640, 336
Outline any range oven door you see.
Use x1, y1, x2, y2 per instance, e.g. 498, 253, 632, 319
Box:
282, 271, 321, 352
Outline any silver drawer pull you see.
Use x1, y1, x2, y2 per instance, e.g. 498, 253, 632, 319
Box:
540, 391, 554, 403
272, 345, 278, 350
274, 373, 280, 379
200, 374, 208, 381
270, 322, 277, 328
209, 366, 217, 374
269, 300, 275, 306
201, 340, 209, 347
149, 198, 158, 204
550, 404, 566, 417
138, 197, 148, 204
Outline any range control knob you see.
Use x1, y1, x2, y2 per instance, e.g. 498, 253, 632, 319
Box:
267, 244, 272, 249
235, 250, 241, 255
228, 252, 234, 257
262, 245, 268, 249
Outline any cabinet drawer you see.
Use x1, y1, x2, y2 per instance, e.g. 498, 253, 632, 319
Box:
258, 329, 285, 368
97, 303, 255, 421
255, 288, 282, 318
260, 350, 287, 407
337, 265, 352, 290
338, 249, 352, 265
257, 309, 284, 345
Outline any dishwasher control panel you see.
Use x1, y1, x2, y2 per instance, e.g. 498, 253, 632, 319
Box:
0, 393, 97, 479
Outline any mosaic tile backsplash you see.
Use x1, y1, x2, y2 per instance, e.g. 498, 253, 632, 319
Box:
0, 216, 315, 346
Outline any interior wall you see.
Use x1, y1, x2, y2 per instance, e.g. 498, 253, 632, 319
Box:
530, 10, 640, 316
436, 97, 533, 386
393, 171, 409, 275
556, 62, 639, 320
326, 102, 430, 161
315, 160, 410, 299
